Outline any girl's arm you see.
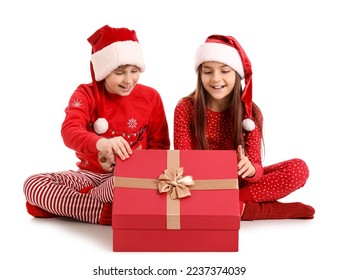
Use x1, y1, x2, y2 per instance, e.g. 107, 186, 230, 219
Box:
174, 98, 195, 150
241, 108, 264, 182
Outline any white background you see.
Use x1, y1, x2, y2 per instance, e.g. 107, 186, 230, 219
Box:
1, 0, 338, 279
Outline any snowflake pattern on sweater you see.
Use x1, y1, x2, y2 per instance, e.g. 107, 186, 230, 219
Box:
62, 83, 170, 173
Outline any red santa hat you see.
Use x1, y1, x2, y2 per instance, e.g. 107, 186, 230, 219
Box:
194, 35, 255, 131
87, 25, 145, 134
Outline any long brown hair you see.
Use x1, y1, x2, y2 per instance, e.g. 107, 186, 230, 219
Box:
187, 65, 263, 150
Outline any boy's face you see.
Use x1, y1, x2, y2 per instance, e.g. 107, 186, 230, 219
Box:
104, 65, 140, 96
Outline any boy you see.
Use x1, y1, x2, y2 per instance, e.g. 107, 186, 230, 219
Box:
24, 25, 170, 224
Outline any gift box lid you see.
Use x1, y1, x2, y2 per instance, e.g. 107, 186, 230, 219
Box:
112, 150, 240, 230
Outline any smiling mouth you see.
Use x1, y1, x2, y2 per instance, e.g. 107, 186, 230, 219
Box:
119, 85, 131, 90
211, 85, 226, 89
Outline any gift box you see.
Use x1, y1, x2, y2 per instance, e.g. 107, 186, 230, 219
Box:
112, 149, 240, 252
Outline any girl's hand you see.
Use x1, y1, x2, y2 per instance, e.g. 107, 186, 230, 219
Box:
96, 137, 132, 171
237, 145, 256, 178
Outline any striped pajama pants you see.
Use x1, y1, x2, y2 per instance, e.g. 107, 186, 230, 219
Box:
23, 169, 114, 224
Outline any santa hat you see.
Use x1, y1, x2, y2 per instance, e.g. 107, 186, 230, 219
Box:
194, 35, 255, 131
87, 25, 145, 134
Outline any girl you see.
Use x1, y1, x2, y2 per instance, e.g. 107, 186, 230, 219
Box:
23, 25, 170, 224
173, 35, 314, 220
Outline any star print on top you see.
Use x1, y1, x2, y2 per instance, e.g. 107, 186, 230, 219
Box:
174, 97, 263, 181
174, 97, 309, 203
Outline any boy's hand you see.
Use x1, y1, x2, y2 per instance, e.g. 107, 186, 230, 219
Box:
96, 137, 132, 171
98, 151, 116, 172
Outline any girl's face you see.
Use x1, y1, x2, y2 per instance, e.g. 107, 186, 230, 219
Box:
201, 61, 236, 108
104, 65, 140, 96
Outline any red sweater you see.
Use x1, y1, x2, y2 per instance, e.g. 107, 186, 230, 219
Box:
61, 83, 170, 173
174, 97, 264, 183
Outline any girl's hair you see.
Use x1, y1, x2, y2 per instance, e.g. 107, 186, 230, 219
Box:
187, 65, 264, 150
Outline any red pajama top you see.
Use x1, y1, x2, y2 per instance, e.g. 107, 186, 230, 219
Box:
174, 97, 264, 183
61, 83, 170, 173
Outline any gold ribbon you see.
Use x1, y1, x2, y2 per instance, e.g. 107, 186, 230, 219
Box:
157, 167, 194, 200
114, 150, 238, 230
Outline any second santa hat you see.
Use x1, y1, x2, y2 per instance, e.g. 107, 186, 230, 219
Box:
87, 25, 145, 134
194, 35, 255, 131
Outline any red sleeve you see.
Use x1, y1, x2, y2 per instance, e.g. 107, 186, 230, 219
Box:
145, 90, 170, 150
174, 98, 195, 150
61, 84, 101, 154
243, 107, 264, 182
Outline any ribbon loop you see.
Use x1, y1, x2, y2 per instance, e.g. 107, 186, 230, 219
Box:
157, 167, 194, 199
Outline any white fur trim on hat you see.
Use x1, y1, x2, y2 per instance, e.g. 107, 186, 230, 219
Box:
195, 42, 244, 78
91, 41, 145, 81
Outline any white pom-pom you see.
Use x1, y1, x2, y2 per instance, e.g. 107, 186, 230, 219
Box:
93, 118, 109, 134
242, 118, 255, 131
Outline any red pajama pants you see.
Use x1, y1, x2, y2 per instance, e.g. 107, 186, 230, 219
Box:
23, 169, 114, 224
239, 158, 309, 203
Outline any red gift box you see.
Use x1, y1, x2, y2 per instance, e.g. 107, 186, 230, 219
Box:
112, 150, 240, 252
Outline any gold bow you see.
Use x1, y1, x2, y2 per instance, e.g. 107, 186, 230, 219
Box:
157, 167, 194, 199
